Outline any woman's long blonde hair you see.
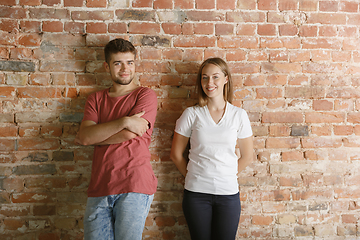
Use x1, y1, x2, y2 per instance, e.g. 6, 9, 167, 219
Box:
196, 58, 233, 107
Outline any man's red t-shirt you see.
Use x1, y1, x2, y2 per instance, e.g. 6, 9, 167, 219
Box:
82, 87, 158, 197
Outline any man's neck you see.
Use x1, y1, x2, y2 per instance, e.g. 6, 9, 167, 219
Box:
108, 82, 139, 97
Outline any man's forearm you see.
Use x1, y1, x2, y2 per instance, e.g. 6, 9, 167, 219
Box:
96, 129, 138, 145
77, 118, 128, 146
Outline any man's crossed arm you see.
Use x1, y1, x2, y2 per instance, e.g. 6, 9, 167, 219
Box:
75, 111, 149, 146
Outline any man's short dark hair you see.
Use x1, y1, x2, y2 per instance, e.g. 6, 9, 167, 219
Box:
104, 38, 136, 64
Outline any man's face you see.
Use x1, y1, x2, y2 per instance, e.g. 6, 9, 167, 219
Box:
105, 52, 136, 85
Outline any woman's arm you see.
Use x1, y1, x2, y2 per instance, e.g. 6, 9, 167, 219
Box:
170, 132, 190, 177
237, 136, 254, 173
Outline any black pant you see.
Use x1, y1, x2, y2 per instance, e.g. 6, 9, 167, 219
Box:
182, 189, 241, 240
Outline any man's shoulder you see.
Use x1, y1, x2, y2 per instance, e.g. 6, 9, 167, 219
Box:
85, 88, 109, 103
135, 86, 157, 99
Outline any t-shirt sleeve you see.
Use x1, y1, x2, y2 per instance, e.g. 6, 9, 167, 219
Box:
174, 107, 194, 138
82, 92, 99, 123
128, 88, 158, 130
237, 109, 253, 139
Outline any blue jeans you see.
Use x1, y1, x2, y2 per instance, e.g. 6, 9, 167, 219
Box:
83, 193, 154, 240
182, 189, 241, 240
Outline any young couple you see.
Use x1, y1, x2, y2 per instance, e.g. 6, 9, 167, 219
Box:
76, 38, 253, 240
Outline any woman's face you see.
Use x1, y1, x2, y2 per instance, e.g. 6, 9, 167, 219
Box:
201, 63, 228, 99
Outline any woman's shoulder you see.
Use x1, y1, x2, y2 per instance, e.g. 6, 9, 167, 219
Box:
227, 102, 246, 112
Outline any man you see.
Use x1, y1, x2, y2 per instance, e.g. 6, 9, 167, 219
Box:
76, 38, 158, 240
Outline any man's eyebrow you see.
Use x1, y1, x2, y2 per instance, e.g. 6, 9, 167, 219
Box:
112, 60, 134, 63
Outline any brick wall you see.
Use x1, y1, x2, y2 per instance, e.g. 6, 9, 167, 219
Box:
1, 0, 360, 239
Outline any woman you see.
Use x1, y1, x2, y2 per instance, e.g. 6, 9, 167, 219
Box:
170, 58, 253, 240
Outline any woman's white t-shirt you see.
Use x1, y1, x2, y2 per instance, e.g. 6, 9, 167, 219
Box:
175, 102, 253, 195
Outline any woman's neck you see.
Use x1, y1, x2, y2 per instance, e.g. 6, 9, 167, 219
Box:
206, 97, 226, 111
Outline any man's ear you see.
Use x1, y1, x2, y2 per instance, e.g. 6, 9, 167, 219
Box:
104, 62, 110, 72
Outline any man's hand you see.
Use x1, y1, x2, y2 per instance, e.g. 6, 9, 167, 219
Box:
124, 111, 149, 136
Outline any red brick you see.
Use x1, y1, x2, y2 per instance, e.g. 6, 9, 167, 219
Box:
19, 20, 41, 33
0, 139, 15, 151
238, 0, 256, 9
19, 0, 41, 6
257, 24, 276, 36
174, 0, 193, 8
205, 49, 226, 60
187, 11, 224, 21
18, 33, 42, 46
3, 177, 24, 192
302, 137, 342, 148
38, 232, 60, 240
132, 0, 152, 7
313, 100, 333, 111
269, 125, 290, 137
306, 112, 345, 123
279, 0, 298, 10
3, 219, 26, 230
280, 176, 302, 187
319, 25, 337, 36
332, 51, 351, 62
236, 24, 256, 35
174, 36, 216, 48
308, 13, 346, 24
279, 24, 298, 36
269, 50, 288, 61
226, 49, 246, 61
17, 138, 60, 150
154, 0, 172, 9
262, 112, 303, 123
12, 192, 56, 203
258, 0, 276, 10
226, 12, 265, 22
217, 0, 235, 9
215, 23, 234, 35
195, 0, 214, 9
129, 22, 160, 34
0, 19, 18, 33
299, 25, 317, 37
42, 21, 63, 32
64, 0, 83, 6
340, 1, 358, 12
162, 23, 181, 35
0, 124, 17, 137
339, 26, 357, 37
256, 88, 282, 99
282, 151, 304, 161
218, 36, 258, 49
154, 216, 176, 227
183, 49, 202, 61
194, 23, 213, 34
43, 0, 61, 5
266, 137, 300, 149
320, 1, 339, 12
108, 22, 127, 33
140, 48, 162, 60
1, 0, 16, 5
18, 87, 62, 98
87, 0, 106, 7
252, 215, 273, 225
19, 125, 40, 137
162, 49, 182, 60
86, 22, 107, 33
